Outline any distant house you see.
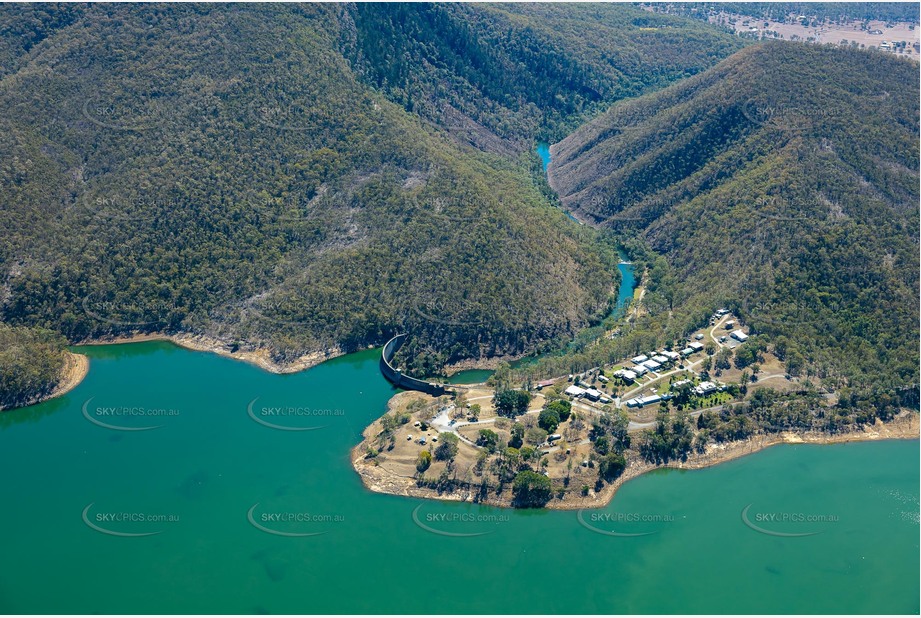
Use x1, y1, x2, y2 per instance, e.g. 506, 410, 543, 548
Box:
632, 365, 649, 377
625, 396, 661, 407
598, 375, 610, 384
631, 354, 649, 364
681, 347, 695, 357
694, 381, 718, 396
565, 385, 586, 398
662, 350, 680, 361
642, 359, 662, 371
671, 379, 692, 390
620, 370, 637, 383
689, 342, 704, 352
536, 379, 556, 390
724, 320, 736, 329
584, 389, 602, 402
731, 329, 749, 342
652, 355, 669, 364
695, 333, 705, 340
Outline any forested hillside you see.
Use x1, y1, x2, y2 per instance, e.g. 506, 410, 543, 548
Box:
0, 324, 67, 410
549, 42, 919, 395
0, 3, 630, 372
342, 3, 744, 151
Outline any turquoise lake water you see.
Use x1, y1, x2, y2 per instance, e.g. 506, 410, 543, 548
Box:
0, 341, 917, 614
537, 142, 551, 170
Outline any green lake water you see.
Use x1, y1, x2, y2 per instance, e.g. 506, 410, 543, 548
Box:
0, 341, 918, 614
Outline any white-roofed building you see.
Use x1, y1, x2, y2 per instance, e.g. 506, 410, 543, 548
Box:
731, 329, 749, 342
565, 385, 586, 397
631, 355, 649, 364
632, 365, 648, 376
694, 381, 718, 396
638, 395, 662, 406
689, 342, 704, 351
584, 389, 602, 402
642, 359, 662, 371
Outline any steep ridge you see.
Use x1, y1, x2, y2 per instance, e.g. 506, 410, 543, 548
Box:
0, 4, 621, 371
549, 42, 919, 392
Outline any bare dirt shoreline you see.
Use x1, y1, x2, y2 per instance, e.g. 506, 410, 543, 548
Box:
352, 410, 919, 510
74, 332, 344, 375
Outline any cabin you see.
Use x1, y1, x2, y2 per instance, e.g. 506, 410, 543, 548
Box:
662, 350, 680, 362
695, 333, 705, 340
597, 375, 610, 384
641, 359, 662, 371
731, 329, 749, 342
652, 355, 669, 364
584, 389, 602, 402
689, 342, 704, 351
681, 347, 695, 357
565, 385, 586, 398
631, 354, 649, 364
632, 365, 648, 376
